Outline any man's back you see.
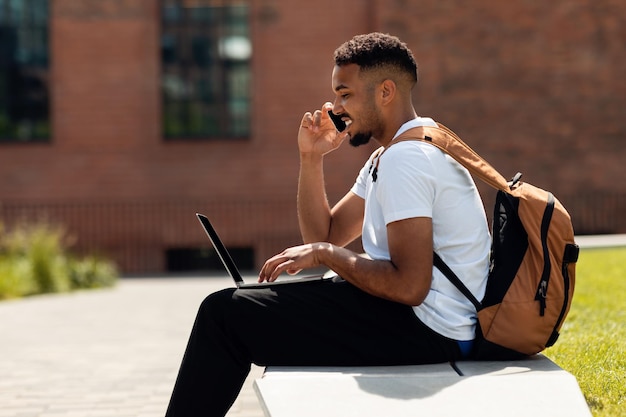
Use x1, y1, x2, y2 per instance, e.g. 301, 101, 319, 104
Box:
354, 136, 491, 341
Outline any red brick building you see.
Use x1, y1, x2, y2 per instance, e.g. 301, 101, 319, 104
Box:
0, 0, 624, 273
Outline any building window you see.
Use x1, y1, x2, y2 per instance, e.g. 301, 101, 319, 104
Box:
161, 0, 251, 140
0, 0, 49, 142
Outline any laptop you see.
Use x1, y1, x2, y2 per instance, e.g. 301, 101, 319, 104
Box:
196, 213, 335, 288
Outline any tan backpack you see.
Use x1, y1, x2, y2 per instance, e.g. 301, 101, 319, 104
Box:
386, 123, 580, 359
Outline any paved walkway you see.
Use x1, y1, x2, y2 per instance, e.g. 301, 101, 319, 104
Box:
0, 276, 265, 417
573, 233, 626, 249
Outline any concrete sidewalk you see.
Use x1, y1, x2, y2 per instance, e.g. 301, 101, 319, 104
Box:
0, 276, 265, 417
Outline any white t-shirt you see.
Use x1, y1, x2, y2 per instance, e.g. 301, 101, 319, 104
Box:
350, 118, 491, 341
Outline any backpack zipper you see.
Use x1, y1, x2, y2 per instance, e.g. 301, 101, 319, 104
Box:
547, 243, 579, 347
534, 193, 555, 316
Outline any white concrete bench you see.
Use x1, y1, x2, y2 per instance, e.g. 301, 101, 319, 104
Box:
253, 354, 591, 417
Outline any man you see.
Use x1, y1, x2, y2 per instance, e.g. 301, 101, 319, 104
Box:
166, 32, 491, 417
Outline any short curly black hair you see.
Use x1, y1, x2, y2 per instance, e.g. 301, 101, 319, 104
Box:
334, 33, 418, 84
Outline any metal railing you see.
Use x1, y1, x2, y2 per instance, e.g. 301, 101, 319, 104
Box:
1, 192, 623, 273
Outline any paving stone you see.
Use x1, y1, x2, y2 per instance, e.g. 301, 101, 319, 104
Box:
0, 276, 265, 417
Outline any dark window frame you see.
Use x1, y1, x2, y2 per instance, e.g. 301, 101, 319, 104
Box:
161, 0, 252, 141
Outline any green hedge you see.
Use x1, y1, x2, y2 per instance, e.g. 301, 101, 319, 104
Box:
0, 221, 118, 299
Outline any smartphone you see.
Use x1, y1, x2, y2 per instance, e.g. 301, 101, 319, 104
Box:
327, 110, 347, 133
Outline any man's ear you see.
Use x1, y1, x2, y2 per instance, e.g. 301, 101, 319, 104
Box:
380, 79, 396, 105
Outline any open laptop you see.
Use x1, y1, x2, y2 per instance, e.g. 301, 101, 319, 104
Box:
196, 213, 335, 288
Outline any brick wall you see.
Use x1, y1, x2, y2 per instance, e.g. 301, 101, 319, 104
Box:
376, 0, 626, 231
0, 0, 624, 273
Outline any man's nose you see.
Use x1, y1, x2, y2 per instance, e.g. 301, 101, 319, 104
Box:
331, 101, 344, 115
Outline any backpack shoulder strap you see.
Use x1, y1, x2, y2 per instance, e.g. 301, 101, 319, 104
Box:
389, 123, 511, 193
382, 123, 504, 310
433, 253, 482, 311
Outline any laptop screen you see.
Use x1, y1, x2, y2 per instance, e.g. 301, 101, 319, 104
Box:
196, 213, 244, 284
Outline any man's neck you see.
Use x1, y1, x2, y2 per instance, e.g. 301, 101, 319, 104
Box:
384, 102, 418, 141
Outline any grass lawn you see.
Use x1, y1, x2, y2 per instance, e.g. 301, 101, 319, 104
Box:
544, 247, 626, 417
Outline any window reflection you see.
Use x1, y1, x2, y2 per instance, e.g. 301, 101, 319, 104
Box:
161, 0, 251, 139
0, 0, 49, 142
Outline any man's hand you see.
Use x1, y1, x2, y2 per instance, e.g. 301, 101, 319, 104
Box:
298, 103, 348, 156
259, 218, 434, 306
258, 243, 331, 283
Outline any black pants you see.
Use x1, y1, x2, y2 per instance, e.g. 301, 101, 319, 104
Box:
165, 279, 462, 417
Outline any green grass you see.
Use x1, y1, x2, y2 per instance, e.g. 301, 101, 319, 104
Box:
545, 247, 626, 417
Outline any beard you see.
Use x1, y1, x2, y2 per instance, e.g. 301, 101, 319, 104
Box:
349, 131, 373, 147
347, 97, 382, 147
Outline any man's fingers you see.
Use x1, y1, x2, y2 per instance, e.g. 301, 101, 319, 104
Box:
259, 254, 288, 282
301, 112, 313, 128
312, 110, 323, 129
301, 103, 335, 130
264, 259, 293, 282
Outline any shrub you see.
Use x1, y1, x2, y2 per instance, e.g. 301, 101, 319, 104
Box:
68, 255, 118, 289
0, 220, 118, 299
0, 255, 36, 299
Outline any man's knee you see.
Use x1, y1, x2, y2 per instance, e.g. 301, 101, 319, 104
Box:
197, 288, 238, 324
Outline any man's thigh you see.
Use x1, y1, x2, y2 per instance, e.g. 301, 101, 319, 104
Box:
212, 279, 459, 366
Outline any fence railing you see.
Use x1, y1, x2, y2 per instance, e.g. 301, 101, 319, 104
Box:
0, 199, 300, 273
1, 192, 623, 273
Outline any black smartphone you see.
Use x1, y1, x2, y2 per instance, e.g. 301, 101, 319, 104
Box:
327, 110, 347, 133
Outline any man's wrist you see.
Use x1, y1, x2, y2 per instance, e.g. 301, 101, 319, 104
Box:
299, 152, 324, 165
313, 242, 333, 266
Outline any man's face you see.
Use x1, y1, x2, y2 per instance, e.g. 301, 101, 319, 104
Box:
331, 64, 383, 147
